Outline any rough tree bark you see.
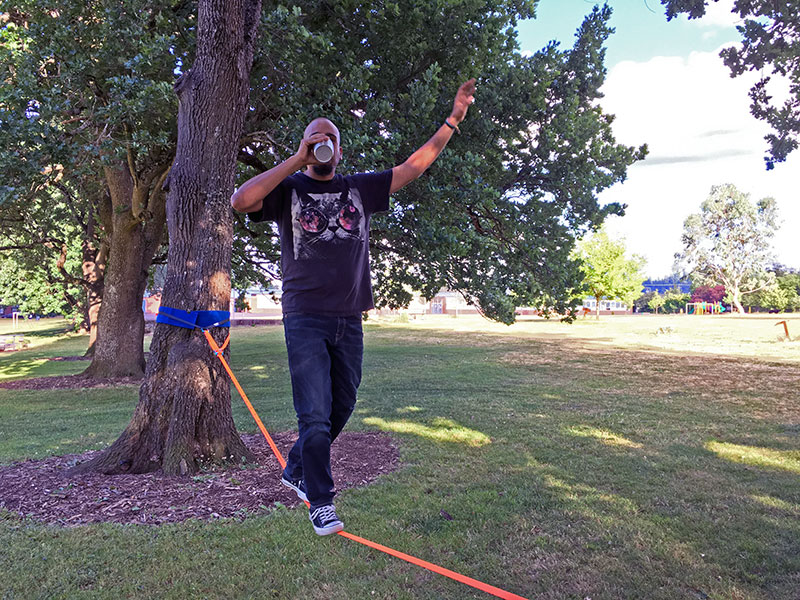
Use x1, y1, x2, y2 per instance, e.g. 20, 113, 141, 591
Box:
81, 164, 169, 377
71, 0, 263, 475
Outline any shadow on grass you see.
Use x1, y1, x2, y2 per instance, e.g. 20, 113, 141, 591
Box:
357, 330, 800, 598
0, 323, 798, 599
503, 425, 800, 598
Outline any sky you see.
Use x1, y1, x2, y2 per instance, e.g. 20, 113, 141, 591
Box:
517, 0, 799, 277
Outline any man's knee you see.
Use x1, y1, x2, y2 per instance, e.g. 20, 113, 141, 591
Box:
301, 423, 331, 452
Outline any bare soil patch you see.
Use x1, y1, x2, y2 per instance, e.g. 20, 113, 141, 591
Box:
0, 432, 399, 527
501, 345, 800, 420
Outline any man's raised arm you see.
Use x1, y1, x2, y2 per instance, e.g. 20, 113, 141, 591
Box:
390, 78, 476, 195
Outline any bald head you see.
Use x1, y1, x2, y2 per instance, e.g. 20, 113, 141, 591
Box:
303, 117, 343, 179
304, 118, 340, 145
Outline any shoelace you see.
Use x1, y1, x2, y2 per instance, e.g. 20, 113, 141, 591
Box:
311, 505, 339, 524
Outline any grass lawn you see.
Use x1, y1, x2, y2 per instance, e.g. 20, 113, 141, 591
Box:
1, 314, 798, 599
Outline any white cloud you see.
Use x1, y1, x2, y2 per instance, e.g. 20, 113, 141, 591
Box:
598, 47, 800, 276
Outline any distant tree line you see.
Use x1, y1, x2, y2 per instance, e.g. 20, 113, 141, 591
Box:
633, 267, 800, 314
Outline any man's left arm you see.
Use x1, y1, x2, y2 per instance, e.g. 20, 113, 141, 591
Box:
390, 78, 476, 195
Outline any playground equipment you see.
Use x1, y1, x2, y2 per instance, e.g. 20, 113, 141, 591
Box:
157, 307, 529, 600
685, 301, 725, 315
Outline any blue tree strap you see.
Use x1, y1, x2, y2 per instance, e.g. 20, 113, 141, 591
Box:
156, 306, 231, 330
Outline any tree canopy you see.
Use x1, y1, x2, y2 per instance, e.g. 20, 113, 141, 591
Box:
2, 1, 646, 334
0, 0, 189, 373
675, 183, 779, 314
661, 0, 800, 168
236, 2, 646, 323
0, 188, 96, 327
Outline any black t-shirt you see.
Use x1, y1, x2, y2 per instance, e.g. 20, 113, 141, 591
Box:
248, 170, 392, 316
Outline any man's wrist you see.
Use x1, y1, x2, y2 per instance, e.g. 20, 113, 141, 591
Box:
288, 153, 307, 170
444, 118, 460, 134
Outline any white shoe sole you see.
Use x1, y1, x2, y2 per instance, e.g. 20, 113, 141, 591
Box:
311, 520, 344, 536
280, 477, 308, 502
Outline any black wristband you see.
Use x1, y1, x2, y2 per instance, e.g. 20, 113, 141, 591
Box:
444, 119, 460, 134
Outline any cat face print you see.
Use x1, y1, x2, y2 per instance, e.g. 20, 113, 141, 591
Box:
291, 189, 365, 260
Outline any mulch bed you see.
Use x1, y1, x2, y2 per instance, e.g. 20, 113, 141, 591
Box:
0, 374, 141, 390
0, 432, 399, 527
0, 356, 143, 390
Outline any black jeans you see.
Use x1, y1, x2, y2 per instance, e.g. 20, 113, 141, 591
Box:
282, 313, 363, 508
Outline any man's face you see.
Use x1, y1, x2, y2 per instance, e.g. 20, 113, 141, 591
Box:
304, 118, 342, 176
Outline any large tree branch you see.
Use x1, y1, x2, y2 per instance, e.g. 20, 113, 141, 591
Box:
239, 130, 290, 153
55, 242, 93, 290
140, 162, 172, 267
131, 164, 164, 222
237, 150, 268, 172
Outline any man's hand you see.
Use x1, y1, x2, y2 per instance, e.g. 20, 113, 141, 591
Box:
293, 133, 329, 166
232, 133, 329, 212
449, 78, 476, 125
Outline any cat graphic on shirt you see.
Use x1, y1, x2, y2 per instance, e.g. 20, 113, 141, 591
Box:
291, 188, 365, 260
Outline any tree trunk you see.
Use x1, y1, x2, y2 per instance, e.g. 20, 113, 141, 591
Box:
71, 0, 262, 476
82, 167, 148, 377
595, 295, 601, 320
81, 200, 109, 358
81, 164, 168, 376
732, 291, 745, 314
81, 247, 105, 358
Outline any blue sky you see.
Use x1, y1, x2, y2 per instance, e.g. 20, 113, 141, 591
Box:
513, 1, 799, 276
517, 1, 739, 66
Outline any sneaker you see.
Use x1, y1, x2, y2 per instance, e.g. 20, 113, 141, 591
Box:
280, 474, 308, 502
309, 504, 344, 536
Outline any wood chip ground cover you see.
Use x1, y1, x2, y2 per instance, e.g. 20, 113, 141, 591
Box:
0, 432, 399, 526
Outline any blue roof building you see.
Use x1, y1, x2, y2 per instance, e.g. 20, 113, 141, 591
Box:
642, 277, 691, 294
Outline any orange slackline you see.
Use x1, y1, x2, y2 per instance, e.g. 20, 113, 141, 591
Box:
202, 329, 529, 600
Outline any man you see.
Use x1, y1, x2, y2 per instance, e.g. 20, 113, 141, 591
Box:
231, 78, 476, 535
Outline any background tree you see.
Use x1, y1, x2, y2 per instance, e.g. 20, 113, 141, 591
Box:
661, 0, 800, 168
744, 267, 800, 312
236, 3, 646, 323
0, 189, 101, 336
777, 273, 800, 311
744, 285, 789, 312
72, 0, 262, 476
676, 183, 779, 314
0, 1, 189, 376
0, 176, 109, 351
648, 292, 666, 314
662, 288, 692, 313
572, 227, 647, 319
633, 290, 656, 312
691, 284, 726, 304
